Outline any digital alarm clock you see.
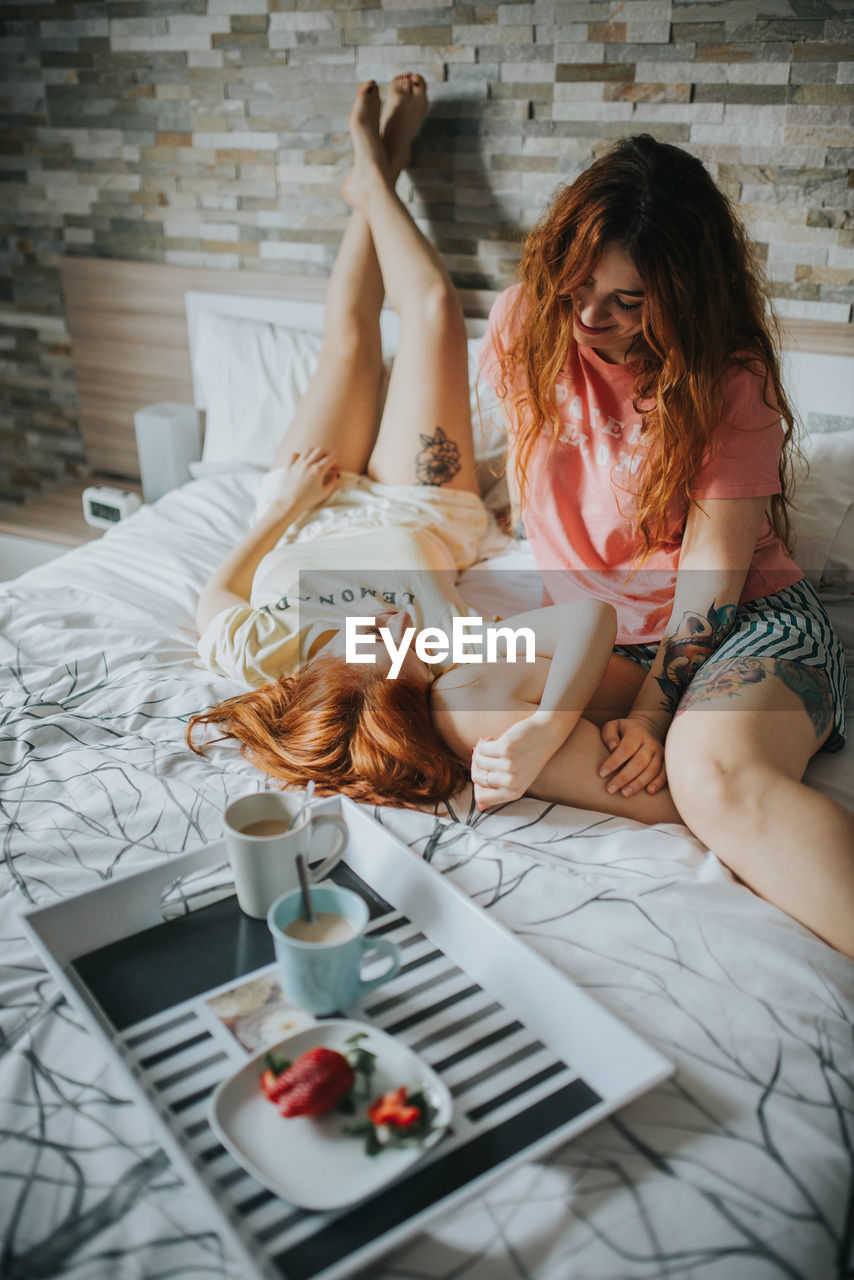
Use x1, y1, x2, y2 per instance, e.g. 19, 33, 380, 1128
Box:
82, 485, 142, 529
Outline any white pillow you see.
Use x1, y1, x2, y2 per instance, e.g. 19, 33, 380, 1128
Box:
190, 311, 511, 496
193, 311, 323, 471
825, 507, 854, 586
468, 338, 510, 511
788, 425, 854, 588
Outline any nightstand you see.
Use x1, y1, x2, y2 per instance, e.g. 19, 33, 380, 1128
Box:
0, 479, 141, 581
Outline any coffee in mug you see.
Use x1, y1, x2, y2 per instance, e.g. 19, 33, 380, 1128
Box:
240, 818, 292, 838
284, 912, 357, 944
223, 791, 347, 919
268, 885, 401, 1016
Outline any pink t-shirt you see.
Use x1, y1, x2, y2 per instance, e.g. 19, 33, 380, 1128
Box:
480, 284, 803, 643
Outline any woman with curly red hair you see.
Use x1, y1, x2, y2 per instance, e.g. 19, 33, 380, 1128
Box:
478, 135, 852, 956
189, 78, 671, 824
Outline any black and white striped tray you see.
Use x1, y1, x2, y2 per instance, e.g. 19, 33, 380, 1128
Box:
22, 798, 672, 1280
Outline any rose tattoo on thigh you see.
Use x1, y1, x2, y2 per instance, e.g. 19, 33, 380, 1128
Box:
415, 426, 461, 486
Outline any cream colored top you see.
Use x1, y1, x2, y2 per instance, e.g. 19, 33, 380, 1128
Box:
199, 526, 486, 688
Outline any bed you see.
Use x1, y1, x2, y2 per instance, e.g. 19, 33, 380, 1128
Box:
2, 265, 853, 1280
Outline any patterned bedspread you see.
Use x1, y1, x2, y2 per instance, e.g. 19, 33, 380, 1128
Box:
2, 472, 852, 1280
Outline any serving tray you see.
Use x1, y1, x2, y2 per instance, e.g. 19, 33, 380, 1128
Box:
21, 797, 672, 1280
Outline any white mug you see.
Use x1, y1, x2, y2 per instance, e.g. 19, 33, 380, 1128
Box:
223, 792, 347, 919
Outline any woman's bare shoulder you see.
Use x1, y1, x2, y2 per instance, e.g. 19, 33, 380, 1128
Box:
430, 659, 545, 758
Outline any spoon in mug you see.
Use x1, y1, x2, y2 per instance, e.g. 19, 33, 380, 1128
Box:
286, 779, 315, 833
295, 853, 315, 924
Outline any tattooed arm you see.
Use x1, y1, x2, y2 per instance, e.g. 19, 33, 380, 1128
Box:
599, 495, 769, 798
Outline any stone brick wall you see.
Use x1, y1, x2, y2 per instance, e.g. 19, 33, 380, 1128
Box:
1, 1, 852, 508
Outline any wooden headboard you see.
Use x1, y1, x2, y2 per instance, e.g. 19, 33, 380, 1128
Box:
59, 257, 497, 481
60, 256, 854, 482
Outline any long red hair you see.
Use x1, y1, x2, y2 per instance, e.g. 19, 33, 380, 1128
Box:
501, 133, 798, 558
186, 656, 467, 809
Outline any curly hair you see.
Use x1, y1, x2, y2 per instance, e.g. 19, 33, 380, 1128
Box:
500, 133, 798, 559
186, 655, 468, 809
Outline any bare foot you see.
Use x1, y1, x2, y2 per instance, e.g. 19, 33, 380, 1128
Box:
342, 80, 391, 208
380, 73, 428, 178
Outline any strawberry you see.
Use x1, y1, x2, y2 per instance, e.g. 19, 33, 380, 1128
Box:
260, 1065, 295, 1106
260, 1068, 280, 1101
367, 1086, 422, 1129
268, 1046, 356, 1118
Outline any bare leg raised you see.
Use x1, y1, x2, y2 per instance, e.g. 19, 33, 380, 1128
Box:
342, 80, 478, 494
272, 83, 388, 473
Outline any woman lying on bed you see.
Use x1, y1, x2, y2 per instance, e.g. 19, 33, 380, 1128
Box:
188, 75, 683, 826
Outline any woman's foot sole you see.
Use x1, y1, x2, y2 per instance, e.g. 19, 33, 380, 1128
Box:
380, 73, 428, 176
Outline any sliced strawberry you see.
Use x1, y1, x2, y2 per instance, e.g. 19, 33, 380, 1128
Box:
268, 1046, 356, 1118
260, 1066, 296, 1106
260, 1068, 280, 1100
367, 1086, 421, 1128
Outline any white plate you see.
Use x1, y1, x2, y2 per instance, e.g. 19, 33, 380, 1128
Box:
208, 1019, 453, 1212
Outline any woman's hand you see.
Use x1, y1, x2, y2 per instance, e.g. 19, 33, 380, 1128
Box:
599, 714, 667, 797
272, 447, 340, 515
471, 716, 562, 811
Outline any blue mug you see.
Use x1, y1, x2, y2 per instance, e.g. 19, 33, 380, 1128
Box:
268, 885, 401, 1016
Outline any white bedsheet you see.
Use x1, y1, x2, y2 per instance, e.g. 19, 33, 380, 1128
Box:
1, 471, 852, 1280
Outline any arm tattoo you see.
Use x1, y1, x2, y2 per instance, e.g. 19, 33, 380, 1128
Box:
655, 600, 737, 715
415, 426, 461, 486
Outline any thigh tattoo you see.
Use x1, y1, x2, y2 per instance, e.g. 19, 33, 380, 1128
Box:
655, 601, 736, 715
674, 655, 834, 739
415, 426, 461, 486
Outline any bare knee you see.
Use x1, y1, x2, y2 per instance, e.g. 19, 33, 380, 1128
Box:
321, 311, 382, 369
666, 732, 763, 843
407, 280, 465, 339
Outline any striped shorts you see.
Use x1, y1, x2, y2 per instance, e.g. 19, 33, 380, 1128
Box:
614, 577, 848, 751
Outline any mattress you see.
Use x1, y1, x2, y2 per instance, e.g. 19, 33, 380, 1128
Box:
1, 469, 852, 1280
